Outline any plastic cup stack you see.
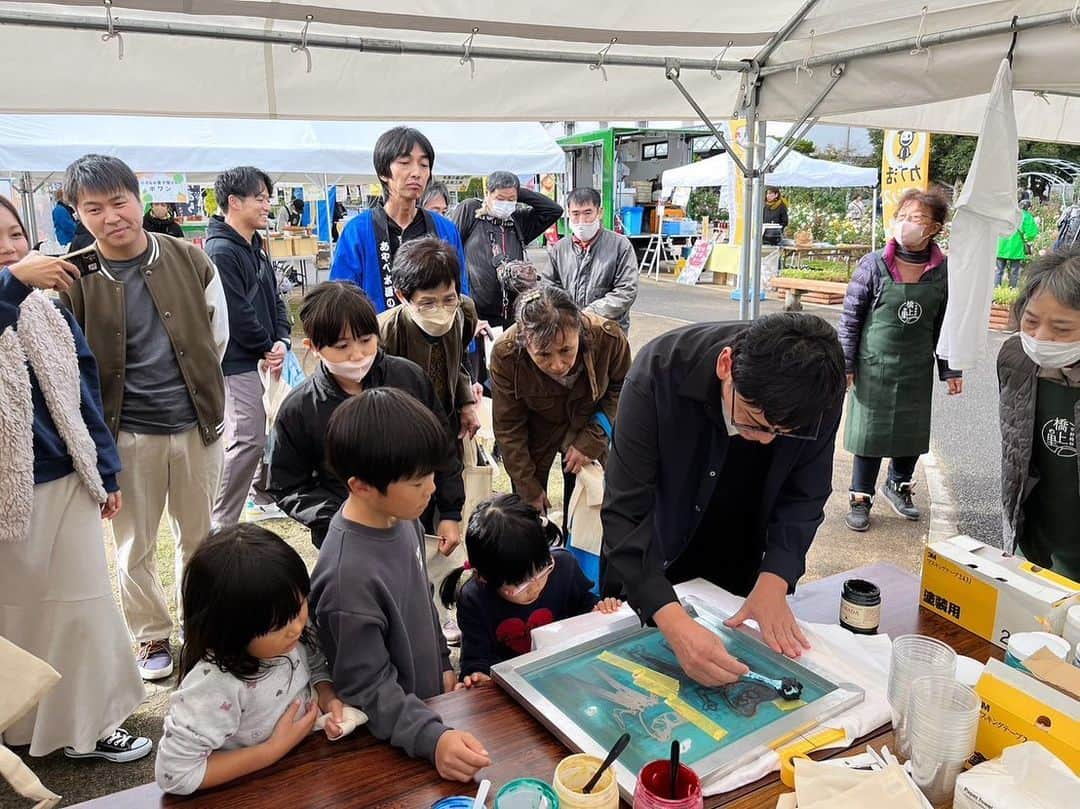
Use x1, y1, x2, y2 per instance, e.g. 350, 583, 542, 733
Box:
887, 634, 957, 758
905, 675, 980, 804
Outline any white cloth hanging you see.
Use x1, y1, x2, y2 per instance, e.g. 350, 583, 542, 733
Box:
936, 58, 1021, 370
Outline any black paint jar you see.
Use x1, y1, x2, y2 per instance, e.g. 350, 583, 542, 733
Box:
840, 578, 881, 634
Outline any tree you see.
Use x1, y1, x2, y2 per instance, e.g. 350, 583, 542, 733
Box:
792, 138, 815, 156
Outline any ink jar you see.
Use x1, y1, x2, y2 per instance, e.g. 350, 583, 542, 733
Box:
839, 578, 881, 634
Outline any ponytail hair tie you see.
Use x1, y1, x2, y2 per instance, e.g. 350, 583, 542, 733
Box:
462, 561, 471, 571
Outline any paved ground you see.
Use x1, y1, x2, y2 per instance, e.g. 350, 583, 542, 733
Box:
13, 268, 992, 807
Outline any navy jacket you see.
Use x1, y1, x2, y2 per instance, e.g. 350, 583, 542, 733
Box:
600, 321, 841, 623
0, 269, 120, 491
204, 216, 291, 376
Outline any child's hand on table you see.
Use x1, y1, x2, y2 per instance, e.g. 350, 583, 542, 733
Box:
435, 729, 492, 782
593, 597, 623, 614
454, 673, 491, 691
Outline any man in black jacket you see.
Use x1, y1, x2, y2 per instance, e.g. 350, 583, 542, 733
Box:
601, 314, 846, 686
207, 166, 292, 527
452, 172, 563, 328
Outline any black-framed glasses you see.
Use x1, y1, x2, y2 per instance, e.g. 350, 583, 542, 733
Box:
728, 380, 823, 441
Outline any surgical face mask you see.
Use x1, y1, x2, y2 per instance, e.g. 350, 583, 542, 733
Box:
409, 303, 458, 337
320, 354, 375, 383
893, 220, 929, 250
1020, 331, 1080, 369
491, 200, 517, 220
571, 219, 601, 242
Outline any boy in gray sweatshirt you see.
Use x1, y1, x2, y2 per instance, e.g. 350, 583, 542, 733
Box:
310, 387, 492, 782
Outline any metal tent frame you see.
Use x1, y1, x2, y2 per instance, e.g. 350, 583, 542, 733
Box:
8, 1, 1080, 317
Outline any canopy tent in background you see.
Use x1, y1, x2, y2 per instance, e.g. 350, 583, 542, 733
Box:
661, 141, 878, 194
0, 116, 567, 183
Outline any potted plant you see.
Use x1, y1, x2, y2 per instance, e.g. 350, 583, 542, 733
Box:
989, 284, 1019, 331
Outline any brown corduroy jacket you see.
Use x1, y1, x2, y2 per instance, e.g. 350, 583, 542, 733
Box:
490, 313, 630, 503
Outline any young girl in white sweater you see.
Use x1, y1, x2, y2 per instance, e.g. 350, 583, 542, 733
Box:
156, 524, 362, 794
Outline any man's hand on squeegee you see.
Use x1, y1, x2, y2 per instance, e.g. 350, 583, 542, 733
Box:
724, 572, 811, 659
655, 603, 749, 686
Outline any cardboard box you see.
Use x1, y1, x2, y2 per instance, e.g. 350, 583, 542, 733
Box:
292, 236, 318, 256
920, 536, 1080, 649
974, 658, 1080, 775
268, 237, 293, 258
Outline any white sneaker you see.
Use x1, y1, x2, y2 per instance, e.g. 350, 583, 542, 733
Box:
442, 618, 462, 646
245, 500, 286, 522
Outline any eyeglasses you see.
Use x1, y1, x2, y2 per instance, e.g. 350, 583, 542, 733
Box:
500, 560, 555, 598
413, 295, 460, 314
728, 380, 823, 441
895, 213, 932, 225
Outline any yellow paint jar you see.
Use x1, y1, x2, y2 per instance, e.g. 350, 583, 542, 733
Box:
553, 753, 619, 809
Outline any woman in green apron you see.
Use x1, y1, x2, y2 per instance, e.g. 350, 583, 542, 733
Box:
837, 189, 963, 532
998, 249, 1080, 580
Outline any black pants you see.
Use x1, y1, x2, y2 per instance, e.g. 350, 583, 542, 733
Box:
851, 454, 919, 496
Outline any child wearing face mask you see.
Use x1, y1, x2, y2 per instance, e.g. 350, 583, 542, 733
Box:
439, 494, 622, 684
265, 281, 465, 549
837, 188, 963, 534
998, 248, 1080, 581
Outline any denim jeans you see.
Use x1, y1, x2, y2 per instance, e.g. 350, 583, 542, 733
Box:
995, 258, 1021, 287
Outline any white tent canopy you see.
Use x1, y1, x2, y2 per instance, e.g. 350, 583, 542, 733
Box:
2, 2, 1080, 144
661, 144, 877, 193
0, 115, 566, 183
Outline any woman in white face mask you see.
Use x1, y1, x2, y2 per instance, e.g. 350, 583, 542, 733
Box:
998, 248, 1080, 580
837, 189, 962, 533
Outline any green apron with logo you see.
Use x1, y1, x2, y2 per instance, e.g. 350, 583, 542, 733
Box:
844, 258, 947, 458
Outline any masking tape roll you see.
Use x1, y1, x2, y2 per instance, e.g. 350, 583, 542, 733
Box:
780, 753, 810, 789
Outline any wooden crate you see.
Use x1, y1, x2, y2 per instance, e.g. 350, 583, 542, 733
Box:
292, 237, 318, 256
268, 238, 293, 258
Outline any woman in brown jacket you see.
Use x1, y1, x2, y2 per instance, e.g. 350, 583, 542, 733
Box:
490, 285, 631, 514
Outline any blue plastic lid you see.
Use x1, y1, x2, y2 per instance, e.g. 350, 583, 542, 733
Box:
431, 798, 474, 809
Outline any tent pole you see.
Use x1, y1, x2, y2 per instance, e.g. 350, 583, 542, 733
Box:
666, 63, 749, 177
755, 0, 822, 66
0, 10, 748, 74
749, 119, 767, 320
759, 8, 1076, 77
17, 172, 38, 246
872, 186, 878, 253
738, 118, 757, 321
763, 63, 844, 173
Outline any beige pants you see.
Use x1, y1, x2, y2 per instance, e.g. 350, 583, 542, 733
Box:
112, 428, 224, 644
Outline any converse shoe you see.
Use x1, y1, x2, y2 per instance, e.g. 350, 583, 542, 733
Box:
882, 479, 921, 521
844, 494, 872, 532
442, 617, 462, 646
137, 638, 173, 681
64, 728, 152, 763
244, 499, 287, 522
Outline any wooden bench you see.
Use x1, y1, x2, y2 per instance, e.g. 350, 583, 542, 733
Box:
769, 276, 849, 310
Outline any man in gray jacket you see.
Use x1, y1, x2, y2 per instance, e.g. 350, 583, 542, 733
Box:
546, 187, 639, 331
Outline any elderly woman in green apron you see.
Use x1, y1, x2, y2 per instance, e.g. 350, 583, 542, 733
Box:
838, 189, 963, 532
998, 248, 1080, 580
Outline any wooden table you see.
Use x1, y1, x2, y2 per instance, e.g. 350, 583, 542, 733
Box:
73, 563, 1001, 809
780, 244, 869, 272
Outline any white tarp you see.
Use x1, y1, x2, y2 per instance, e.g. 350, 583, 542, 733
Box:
2, 2, 1080, 143
0, 115, 567, 181
661, 143, 878, 193
937, 59, 1020, 371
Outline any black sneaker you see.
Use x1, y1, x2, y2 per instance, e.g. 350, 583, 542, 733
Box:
64, 728, 153, 763
882, 479, 920, 520
844, 494, 872, 532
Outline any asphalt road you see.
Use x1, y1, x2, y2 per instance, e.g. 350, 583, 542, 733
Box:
632, 277, 1006, 546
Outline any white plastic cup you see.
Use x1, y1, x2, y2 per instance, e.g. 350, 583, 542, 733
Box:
887, 635, 957, 758
905, 675, 979, 804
